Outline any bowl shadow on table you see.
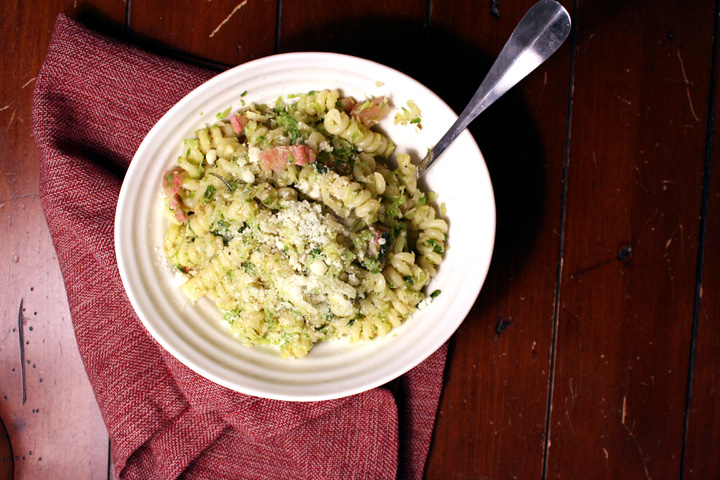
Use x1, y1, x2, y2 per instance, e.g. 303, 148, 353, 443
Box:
425, 41, 547, 331
282, 18, 547, 323
74, 7, 127, 42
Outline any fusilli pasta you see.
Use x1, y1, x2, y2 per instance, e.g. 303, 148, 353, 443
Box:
160, 90, 446, 358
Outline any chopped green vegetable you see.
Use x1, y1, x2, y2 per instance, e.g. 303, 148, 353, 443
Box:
210, 219, 233, 245
361, 256, 382, 274
394, 99, 422, 126
430, 289, 442, 298
427, 238, 443, 254
224, 308, 241, 325
216, 106, 232, 120
277, 111, 300, 143
313, 162, 329, 174
392, 222, 408, 239
243, 262, 257, 275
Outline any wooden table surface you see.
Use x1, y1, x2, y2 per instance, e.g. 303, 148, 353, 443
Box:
2, 0, 719, 478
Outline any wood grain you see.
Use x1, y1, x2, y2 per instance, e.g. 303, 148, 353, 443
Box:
129, 0, 279, 66
424, 1, 573, 478
546, 0, 716, 478
683, 3, 720, 477
0, 1, 128, 479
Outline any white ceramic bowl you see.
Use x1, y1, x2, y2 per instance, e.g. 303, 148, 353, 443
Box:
115, 52, 495, 401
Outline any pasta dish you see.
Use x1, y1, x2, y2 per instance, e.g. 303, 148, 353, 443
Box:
160, 90, 446, 358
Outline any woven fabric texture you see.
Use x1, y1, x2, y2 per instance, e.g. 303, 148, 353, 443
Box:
32, 15, 448, 480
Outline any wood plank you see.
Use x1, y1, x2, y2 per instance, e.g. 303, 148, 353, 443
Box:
0, 1, 127, 478
129, 0, 279, 66
546, 0, 716, 478
424, 1, 573, 477
683, 3, 720, 477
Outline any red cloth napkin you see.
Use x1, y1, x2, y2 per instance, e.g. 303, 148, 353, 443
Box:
33, 14, 448, 480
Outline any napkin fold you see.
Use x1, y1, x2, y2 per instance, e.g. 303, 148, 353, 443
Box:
33, 15, 447, 480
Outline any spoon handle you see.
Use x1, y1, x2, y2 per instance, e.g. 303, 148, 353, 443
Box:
416, 0, 571, 178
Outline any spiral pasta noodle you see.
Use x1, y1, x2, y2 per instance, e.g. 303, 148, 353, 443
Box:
323, 108, 395, 157
293, 89, 340, 117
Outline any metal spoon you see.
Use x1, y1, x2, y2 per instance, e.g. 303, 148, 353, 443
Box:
416, 0, 571, 178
